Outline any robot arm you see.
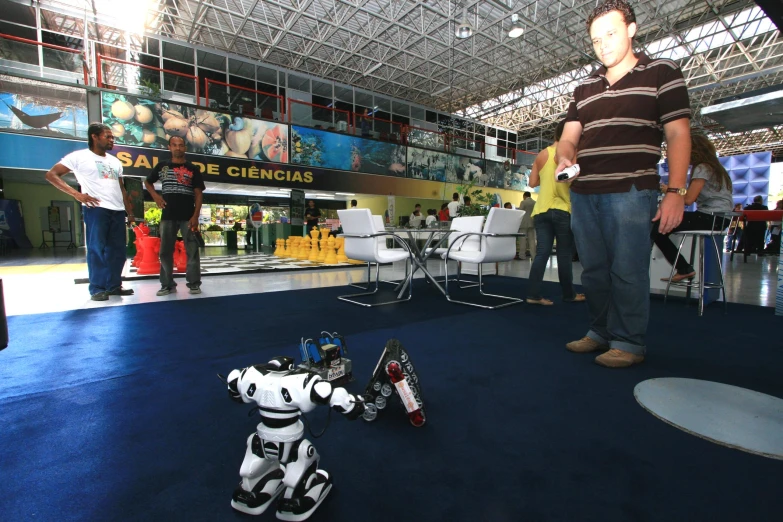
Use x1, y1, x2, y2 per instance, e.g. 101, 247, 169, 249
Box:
226, 369, 246, 402
309, 379, 365, 420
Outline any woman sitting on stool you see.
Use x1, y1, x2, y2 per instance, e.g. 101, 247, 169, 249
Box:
653, 134, 733, 283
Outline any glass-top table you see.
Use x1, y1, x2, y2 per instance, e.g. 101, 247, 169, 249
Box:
384, 226, 454, 298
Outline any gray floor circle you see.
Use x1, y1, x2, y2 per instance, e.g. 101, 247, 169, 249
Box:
634, 378, 783, 460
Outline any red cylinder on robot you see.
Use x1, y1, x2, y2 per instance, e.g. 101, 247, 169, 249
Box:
386, 361, 425, 427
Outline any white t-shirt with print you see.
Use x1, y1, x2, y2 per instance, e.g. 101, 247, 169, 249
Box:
60, 149, 125, 211
447, 200, 461, 217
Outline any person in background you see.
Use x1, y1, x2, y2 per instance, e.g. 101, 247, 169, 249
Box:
425, 208, 438, 227
555, 0, 692, 368
526, 119, 584, 306
764, 199, 782, 255
743, 195, 768, 255
45, 122, 135, 302
438, 202, 450, 222
360, 108, 372, 137
518, 192, 536, 258
145, 135, 206, 296
653, 134, 733, 282
350, 199, 358, 208
447, 193, 461, 220
409, 203, 424, 227
304, 200, 321, 235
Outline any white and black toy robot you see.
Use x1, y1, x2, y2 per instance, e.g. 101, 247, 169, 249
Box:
226, 356, 364, 520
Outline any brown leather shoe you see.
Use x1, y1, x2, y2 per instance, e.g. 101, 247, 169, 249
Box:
566, 336, 608, 353
594, 348, 644, 368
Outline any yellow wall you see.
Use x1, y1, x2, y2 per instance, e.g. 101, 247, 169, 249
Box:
4, 181, 83, 247
350, 195, 388, 215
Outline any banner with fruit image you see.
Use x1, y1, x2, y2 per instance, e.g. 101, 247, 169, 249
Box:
100, 91, 289, 162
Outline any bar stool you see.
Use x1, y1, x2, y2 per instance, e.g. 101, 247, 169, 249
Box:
663, 211, 743, 316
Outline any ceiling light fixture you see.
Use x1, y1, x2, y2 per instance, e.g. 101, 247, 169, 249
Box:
433, 85, 451, 96
508, 14, 524, 38
364, 62, 383, 75
455, 7, 473, 39
335, 192, 356, 196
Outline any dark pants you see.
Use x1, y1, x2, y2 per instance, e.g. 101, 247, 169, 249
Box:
159, 220, 201, 289
306, 221, 318, 235
527, 209, 576, 300
652, 211, 728, 275
83, 206, 127, 296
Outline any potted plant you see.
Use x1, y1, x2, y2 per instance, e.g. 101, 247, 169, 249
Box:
144, 207, 162, 237
456, 180, 495, 217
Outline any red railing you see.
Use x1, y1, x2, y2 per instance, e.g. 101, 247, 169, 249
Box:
287, 99, 352, 132
204, 78, 284, 120
96, 54, 199, 103
351, 112, 404, 141
0, 32, 88, 85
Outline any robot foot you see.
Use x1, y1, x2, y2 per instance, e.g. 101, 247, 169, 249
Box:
275, 470, 333, 521
230, 467, 285, 516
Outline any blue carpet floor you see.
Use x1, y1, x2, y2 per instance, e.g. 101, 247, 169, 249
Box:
1, 278, 781, 522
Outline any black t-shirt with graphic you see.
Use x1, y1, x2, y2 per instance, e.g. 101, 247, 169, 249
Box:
304, 206, 321, 224
146, 161, 206, 221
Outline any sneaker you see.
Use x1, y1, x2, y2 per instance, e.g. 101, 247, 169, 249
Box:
156, 286, 176, 296
595, 348, 644, 368
566, 336, 608, 353
109, 286, 134, 296
189, 286, 201, 294
90, 291, 109, 301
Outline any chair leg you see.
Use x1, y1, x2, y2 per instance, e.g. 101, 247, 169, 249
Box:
664, 235, 688, 304
709, 235, 728, 315
698, 236, 705, 317
339, 259, 412, 307
445, 262, 523, 309
350, 262, 399, 289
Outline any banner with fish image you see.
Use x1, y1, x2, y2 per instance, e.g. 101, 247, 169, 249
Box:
290, 125, 407, 178
100, 91, 289, 163
0, 80, 88, 139
484, 159, 512, 189
507, 163, 531, 192
448, 156, 486, 185
406, 146, 455, 182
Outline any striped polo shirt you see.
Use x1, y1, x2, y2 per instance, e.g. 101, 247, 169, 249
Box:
565, 52, 691, 194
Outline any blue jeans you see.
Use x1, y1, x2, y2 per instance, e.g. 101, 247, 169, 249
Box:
83, 206, 127, 296
527, 209, 576, 300
570, 187, 659, 356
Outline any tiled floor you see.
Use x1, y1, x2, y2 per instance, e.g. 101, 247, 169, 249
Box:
0, 246, 778, 316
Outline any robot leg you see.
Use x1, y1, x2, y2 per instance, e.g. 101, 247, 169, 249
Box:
275, 439, 332, 522
231, 433, 286, 515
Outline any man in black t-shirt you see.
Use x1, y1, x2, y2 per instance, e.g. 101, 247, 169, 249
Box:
145, 136, 206, 296
304, 200, 321, 235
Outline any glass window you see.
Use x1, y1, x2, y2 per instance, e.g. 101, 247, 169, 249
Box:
89, 23, 126, 47
41, 31, 83, 51
229, 58, 254, 78
335, 86, 353, 103
335, 100, 352, 113
40, 9, 84, 37
392, 101, 409, 116
374, 97, 390, 111
498, 130, 507, 140
5, 3, 35, 25
0, 20, 36, 41
287, 74, 310, 91
425, 110, 438, 124
410, 106, 425, 120
312, 80, 332, 97
279, 71, 286, 85
198, 50, 225, 71
487, 127, 497, 138
355, 91, 373, 107
162, 41, 193, 63
257, 81, 276, 95
146, 37, 159, 56
257, 65, 277, 84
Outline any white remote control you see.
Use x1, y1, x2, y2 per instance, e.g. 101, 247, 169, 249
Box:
557, 164, 580, 182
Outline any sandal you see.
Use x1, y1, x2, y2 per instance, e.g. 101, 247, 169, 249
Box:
526, 298, 554, 306
564, 293, 586, 302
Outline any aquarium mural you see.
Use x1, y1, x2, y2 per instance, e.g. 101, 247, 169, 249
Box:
101, 91, 289, 162
448, 156, 486, 184
507, 163, 530, 192
406, 146, 454, 182
290, 125, 407, 178
0, 91, 87, 138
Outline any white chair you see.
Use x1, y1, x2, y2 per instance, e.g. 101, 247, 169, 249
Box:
337, 209, 413, 307
351, 215, 396, 289
425, 216, 485, 288
443, 208, 524, 309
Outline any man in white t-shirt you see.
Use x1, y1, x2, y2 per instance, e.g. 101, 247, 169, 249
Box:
46, 122, 134, 301
447, 192, 461, 220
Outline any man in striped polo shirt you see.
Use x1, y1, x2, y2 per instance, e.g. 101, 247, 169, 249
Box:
556, 0, 691, 368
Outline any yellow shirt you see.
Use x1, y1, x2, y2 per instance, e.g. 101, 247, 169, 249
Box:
531, 145, 571, 217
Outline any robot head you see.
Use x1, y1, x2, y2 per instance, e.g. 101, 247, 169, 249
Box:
267, 356, 294, 371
